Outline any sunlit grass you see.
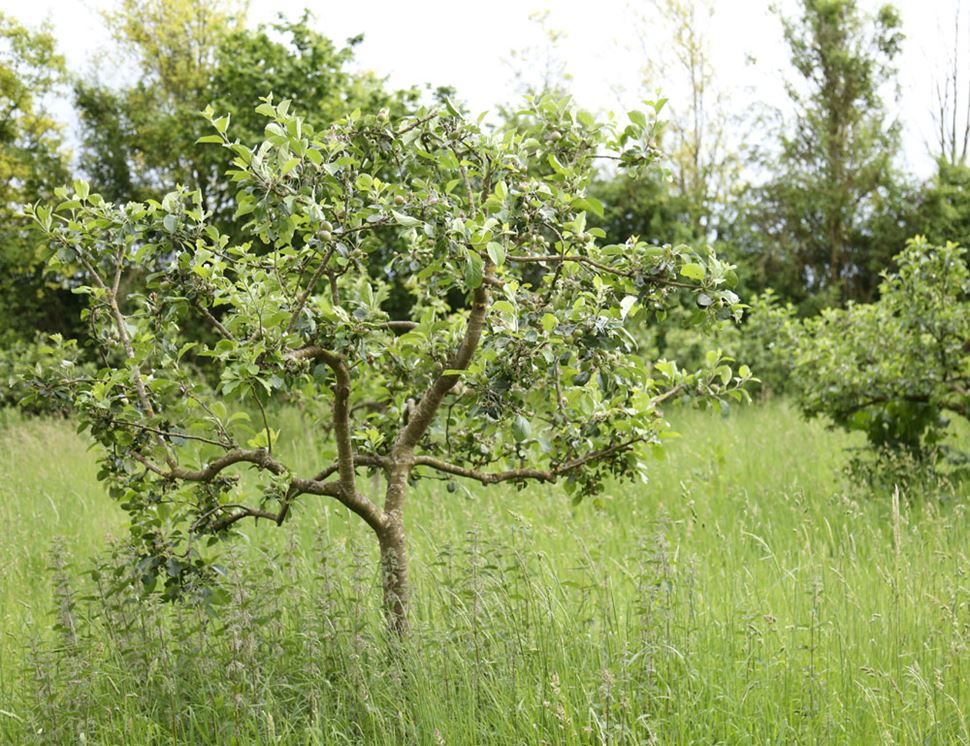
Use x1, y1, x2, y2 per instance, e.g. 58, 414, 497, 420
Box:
1, 401, 968, 744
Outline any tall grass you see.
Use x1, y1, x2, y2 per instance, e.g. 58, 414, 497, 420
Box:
0, 402, 968, 744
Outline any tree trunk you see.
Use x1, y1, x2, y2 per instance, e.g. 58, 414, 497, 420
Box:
378, 523, 409, 635
379, 464, 410, 635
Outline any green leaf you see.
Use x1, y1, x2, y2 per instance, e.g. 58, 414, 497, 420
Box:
464, 253, 484, 289
620, 295, 638, 319
443, 97, 463, 118
391, 210, 420, 227
512, 415, 532, 442
196, 134, 224, 144
541, 313, 559, 332
486, 242, 506, 267
680, 263, 706, 281
246, 428, 279, 450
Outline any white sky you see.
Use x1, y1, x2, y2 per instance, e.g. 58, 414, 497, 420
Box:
3, 0, 966, 177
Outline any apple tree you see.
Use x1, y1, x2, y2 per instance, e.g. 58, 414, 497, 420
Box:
793, 237, 969, 458
29, 96, 748, 632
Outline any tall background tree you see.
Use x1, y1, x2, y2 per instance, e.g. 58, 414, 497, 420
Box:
746, 0, 907, 309
628, 0, 741, 244
908, 3, 970, 250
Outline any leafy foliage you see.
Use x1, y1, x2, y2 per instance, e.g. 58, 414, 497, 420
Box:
793, 238, 969, 457
75, 6, 415, 231
910, 159, 970, 250
27, 96, 748, 624
0, 13, 79, 343
0, 334, 88, 415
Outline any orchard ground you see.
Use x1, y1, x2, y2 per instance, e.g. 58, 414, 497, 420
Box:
1, 400, 968, 744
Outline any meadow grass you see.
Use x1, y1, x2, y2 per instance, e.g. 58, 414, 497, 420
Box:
0, 401, 968, 744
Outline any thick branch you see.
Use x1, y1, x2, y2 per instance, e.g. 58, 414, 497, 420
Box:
383, 320, 418, 332
287, 346, 356, 491
132, 448, 286, 481
133, 447, 384, 533
394, 279, 491, 452
412, 456, 557, 484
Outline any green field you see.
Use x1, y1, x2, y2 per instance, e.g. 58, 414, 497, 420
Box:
1, 401, 968, 744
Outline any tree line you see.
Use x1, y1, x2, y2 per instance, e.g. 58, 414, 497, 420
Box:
3, 0, 970, 347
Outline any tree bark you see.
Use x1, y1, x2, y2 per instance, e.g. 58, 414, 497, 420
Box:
378, 464, 410, 635
378, 522, 409, 636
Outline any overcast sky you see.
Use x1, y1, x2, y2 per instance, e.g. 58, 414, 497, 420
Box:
3, 0, 966, 177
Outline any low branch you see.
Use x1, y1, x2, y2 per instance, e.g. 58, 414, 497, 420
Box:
208, 505, 279, 532
412, 437, 645, 486
412, 456, 557, 485
132, 448, 286, 481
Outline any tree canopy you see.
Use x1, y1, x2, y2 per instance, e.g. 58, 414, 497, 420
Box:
28, 95, 749, 630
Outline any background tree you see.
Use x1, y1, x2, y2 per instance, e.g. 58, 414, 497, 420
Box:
626, 0, 742, 244
504, 10, 573, 101
747, 0, 906, 309
29, 96, 748, 633
909, 159, 970, 248
792, 237, 969, 457
0, 13, 78, 344
74, 0, 247, 204
75, 2, 415, 231
931, 3, 970, 167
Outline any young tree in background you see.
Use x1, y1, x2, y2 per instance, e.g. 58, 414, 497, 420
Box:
932, 3, 970, 167
629, 0, 741, 244
750, 0, 906, 308
909, 4, 970, 251
505, 10, 573, 101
